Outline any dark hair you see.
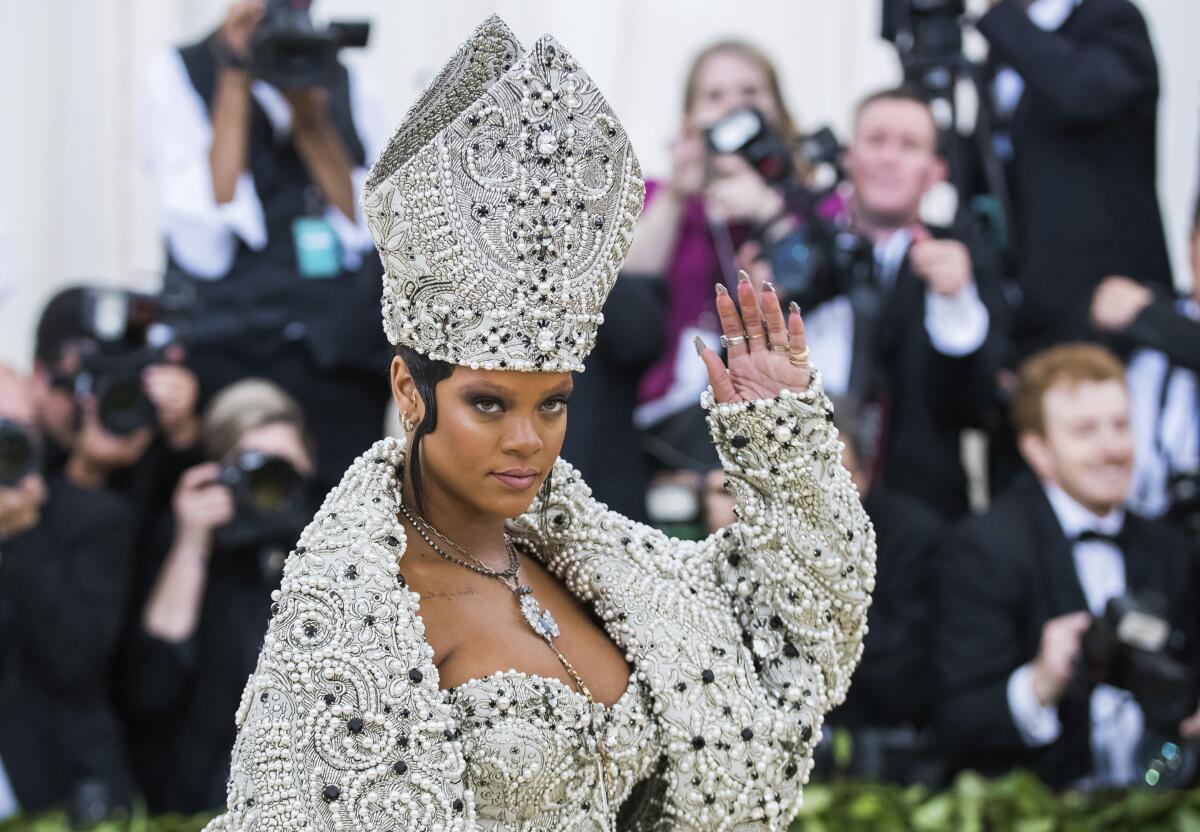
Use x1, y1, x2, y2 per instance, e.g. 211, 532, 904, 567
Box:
395, 345, 554, 518
35, 287, 90, 367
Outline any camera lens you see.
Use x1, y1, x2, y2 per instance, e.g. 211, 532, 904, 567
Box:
97, 375, 156, 436
244, 456, 303, 515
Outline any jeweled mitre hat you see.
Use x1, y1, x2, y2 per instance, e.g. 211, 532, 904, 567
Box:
361, 15, 644, 372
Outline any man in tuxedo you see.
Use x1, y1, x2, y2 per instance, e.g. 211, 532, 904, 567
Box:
756, 86, 1007, 519
979, 0, 1172, 353
936, 343, 1198, 789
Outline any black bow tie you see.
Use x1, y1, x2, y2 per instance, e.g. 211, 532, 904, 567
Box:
1072, 528, 1123, 547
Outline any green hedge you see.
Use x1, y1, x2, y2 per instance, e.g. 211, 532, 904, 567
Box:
4, 772, 1200, 832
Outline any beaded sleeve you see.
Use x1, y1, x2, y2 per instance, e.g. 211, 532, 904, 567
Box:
518, 374, 876, 829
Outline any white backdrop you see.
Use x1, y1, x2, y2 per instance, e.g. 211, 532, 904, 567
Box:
0, 0, 1197, 367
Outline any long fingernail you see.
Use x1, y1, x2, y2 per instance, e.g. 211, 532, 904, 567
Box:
715, 283, 728, 296
790, 301, 802, 316
737, 270, 750, 284
693, 335, 706, 356
763, 281, 776, 293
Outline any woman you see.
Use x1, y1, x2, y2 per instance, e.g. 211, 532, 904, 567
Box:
204, 16, 873, 832
625, 39, 807, 467
123, 380, 318, 814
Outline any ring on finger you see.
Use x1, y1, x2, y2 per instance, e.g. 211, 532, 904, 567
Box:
768, 344, 791, 353
788, 347, 811, 366
746, 332, 767, 342
720, 334, 748, 349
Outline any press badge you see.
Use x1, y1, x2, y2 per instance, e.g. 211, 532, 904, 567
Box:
292, 216, 341, 279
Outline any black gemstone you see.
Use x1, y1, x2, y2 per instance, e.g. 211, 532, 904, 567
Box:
676, 682, 687, 692
324, 694, 336, 706
705, 794, 715, 804
785, 763, 798, 778
323, 784, 340, 801
393, 760, 408, 775
801, 725, 813, 742
260, 691, 268, 702
385, 535, 400, 547
398, 735, 410, 748
270, 602, 279, 615
691, 736, 706, 750
348, 717, 364, 734
409, 668, 424, 683
453, 799, 465, 812
731, 435, 750, 449
741, 728, 754, 741
783, 642, 799, 659
727, 552, 741, 567
701, 669, 715, 684
770, 615, 783, 629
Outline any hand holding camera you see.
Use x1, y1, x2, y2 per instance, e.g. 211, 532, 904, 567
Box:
1030, 610, 1092, 707
173, 463, 237, 548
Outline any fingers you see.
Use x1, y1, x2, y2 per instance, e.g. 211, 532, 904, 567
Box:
736, 271, 767, 348
694, 336, 736, 402
180, 462, 222, 490
714, 284, 750, 358
759, 282, 788, 348
787, 301, 808, 357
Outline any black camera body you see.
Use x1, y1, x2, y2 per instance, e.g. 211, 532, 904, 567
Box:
0, 419, 41, 487
251, 0, 370, 90
882, 0, 967, 92
1078, 593, 1195, 726
705, 106, 794, 185
55, 289, 178, 436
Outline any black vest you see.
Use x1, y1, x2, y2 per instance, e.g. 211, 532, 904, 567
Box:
168, 34, 379, 369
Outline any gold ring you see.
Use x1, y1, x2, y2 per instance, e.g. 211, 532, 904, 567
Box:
720, 334, 747, 349
789, 347, 811, 366
746, 332, 766, 341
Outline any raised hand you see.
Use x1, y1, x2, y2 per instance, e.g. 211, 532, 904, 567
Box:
695, 271, 811, 404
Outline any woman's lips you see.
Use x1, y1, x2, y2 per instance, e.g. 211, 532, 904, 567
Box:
491, 469, 539, 490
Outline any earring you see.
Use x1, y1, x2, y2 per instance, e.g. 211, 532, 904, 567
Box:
401, 412, 416, 433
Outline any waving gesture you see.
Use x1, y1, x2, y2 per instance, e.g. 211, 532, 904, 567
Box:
696, 272, 811, 403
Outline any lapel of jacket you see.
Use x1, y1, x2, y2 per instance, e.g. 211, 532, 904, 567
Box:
1024, 479, 1091, 615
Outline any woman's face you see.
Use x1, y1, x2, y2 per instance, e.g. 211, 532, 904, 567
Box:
232, 422, 315, 477
689, 49, 780, 129
393, 360, 573, 521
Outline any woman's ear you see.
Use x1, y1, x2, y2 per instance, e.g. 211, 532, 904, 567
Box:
390, 355, 423, 421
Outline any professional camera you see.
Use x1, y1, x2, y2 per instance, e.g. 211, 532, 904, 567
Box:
53, 289, 179, 436
1078, 592, 1195, 724
250, 0, 370, 90
882, 0, 967, 93
0, 419, 41, 486
705, 106, 795, 185
218, 450, 306, 517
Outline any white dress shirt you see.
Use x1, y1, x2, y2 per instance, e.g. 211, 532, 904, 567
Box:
139, 48, 389, 279
1127, 299, 1200, 518
1006, 483, 1144, 789
803, 227, 990, 396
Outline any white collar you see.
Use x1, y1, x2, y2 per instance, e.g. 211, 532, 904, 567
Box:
1043, 482, 1125, 539
1028, 0, 1084, 32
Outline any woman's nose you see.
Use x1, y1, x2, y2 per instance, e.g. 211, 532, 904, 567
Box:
501, 416, 544, 456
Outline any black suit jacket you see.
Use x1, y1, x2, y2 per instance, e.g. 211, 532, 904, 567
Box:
874, 241, 1007, 520
0, 478, 135, 813
935, 475, 1196, 787
830, 487, 942, 730
979, 0, 1173, 353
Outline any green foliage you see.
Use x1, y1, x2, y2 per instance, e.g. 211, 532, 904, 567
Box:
4, 774, 1200, 831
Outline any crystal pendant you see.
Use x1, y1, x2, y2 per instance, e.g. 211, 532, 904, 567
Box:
518, 586, 560, 639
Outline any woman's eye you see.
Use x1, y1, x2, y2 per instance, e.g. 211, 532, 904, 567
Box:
473, 398, 503, 414
542, 397, 569, 413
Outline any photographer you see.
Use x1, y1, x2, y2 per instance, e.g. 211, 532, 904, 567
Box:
751, 87, 1006, 519
625, 39, 807, 471
0, 364, 136, 818
120, 379, 318, 814
140, 0, 391, 487
936, 344, 1198, 789
978, 0, 1172, 352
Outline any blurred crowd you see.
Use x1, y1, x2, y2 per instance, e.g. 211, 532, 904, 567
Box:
1, 0, 1199, 822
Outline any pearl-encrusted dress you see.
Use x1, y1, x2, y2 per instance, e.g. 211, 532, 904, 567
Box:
203, 376, 876, 832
